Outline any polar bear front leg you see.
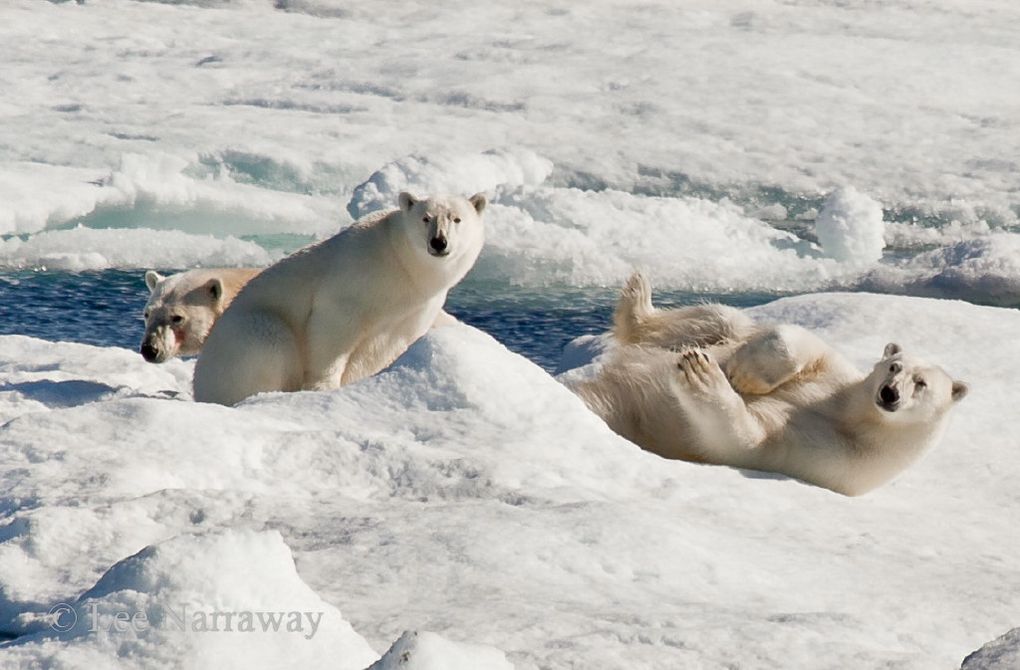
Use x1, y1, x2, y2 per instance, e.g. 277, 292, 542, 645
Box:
301, 310, 362, 391
674, 349, 766, 454
725, 324, 831, 395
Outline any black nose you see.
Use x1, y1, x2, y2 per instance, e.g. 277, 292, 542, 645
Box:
429, 236, 448, 253
140, 343, 158, 362
880, 385, 899, 405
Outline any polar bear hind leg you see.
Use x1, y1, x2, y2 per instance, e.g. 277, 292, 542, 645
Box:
613, 272, 755, 348
193, 310, 302, 405
724, 324, 834, 395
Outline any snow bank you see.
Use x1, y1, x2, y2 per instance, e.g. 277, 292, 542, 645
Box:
0, 334, 192, 423
0, 227, 274, 272
0, 154, 340, 239
0, 295, 1018, 668
3, 529, 378, 670
856, 235, 1020, 307
369, 631, 512, 670
477, 186, 842, 290
347, 149, 553, 219
814, 186, 885, 265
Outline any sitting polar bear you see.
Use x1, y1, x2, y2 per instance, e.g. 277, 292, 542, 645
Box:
141, 268, 261, 363
193, 192, 486, 405
569, 274, 968, 496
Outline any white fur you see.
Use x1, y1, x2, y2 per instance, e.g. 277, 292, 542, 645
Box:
613, 272, 756, 349
193, 192, 486, 405
570, 274, 968, 495
141, 267, 261, 363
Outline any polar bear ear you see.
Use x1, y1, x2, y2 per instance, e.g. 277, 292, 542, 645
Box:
204, 278, 224, 302
398, 192, 418, 212
469, 192, 487, 215
951, 381, 969, 402
144, 270, 164, 293
883, 342, 902, 358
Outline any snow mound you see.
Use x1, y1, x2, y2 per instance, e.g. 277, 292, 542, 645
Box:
347, 149, 554, 219
3, 529, 378, 670
0, 227, 274, 271
814, 186, 885, 265
856, 235, 1020, 307
1, 296, 1018, 668
369, 630, 512, 670
0, 334, 192, 422
962, 628, 1020, 670
0, 154, 339, 239
477, 186, 842, 291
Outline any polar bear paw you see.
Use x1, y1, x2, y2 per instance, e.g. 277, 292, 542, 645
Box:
676, 348, 731, 398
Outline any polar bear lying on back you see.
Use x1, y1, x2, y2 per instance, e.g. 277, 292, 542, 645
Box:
141, 268, 261, 363
570, 274, 968, 495
193, 192, 486, 405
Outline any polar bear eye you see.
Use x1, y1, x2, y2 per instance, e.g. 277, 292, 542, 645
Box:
454, 217, 461, 224
422, 215, 430, 223
914, 377, 926, 389
143, 309, 150, 319
171, 315, 185, 325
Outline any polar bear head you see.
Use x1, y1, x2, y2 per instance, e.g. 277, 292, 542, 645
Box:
396, 192, 487, 266
867, 342, 968, 422
141, 269, 249, 363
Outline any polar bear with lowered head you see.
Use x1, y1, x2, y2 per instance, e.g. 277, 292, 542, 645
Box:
140, 268, 261, 363
570, 274, 968, 496
193, 192, 486, 405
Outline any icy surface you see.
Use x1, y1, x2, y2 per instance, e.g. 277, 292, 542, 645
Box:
1, 0, 1020, 666
0, 295, 1018, 668
1, 0, 1019, 297
0, 227, 274, 272
855, 236, 1020, 307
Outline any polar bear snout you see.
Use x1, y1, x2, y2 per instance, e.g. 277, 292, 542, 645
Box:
428, 234, 450, 256
878, 384, 900, 411
140, 341, 159, 363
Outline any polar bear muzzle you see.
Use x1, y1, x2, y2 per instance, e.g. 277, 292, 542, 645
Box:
877, 383, 900, 411
428, 233, 449, 256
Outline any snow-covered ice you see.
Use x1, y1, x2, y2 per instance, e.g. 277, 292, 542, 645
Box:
856, 235, 1020, 307
1, 0, 1019, 667
1, 296, 1018, 668
1, 0, 1020, 301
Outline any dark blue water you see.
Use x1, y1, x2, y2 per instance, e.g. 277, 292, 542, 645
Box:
0, 270, 776, 372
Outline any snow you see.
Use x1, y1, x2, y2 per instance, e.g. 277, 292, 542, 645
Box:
369, 631, 513, 670
1, 295, 1018, 668
0, 227, 274, 272
3, 528, 379, 670
1, 0, 1019, 666
856, 235, 1020, 307
347, 150, 554, 220
814, 186, 885, 265
1, 0, 1019, 295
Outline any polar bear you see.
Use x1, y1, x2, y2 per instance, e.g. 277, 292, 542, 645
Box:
141, 268, 261, 363
569, 275, 968, 495
193, 192, 486, 405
